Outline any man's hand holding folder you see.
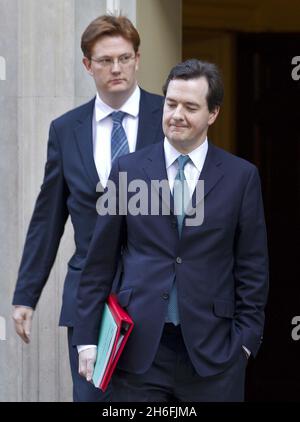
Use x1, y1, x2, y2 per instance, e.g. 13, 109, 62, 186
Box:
78, 347, 97, 382
78, 294, 134, 391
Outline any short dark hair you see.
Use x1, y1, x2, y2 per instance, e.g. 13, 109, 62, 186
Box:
81, 15, 140, 59
162, 59, 224, 112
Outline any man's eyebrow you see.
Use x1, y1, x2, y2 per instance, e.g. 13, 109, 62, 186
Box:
185, 101, 200, 107
93, 52, 132, 59
166, 97, 200, 107
93, 55, 111, 59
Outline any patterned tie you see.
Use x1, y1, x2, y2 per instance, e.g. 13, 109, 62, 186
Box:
166, 155, 191, 325
110, 111, 130, 165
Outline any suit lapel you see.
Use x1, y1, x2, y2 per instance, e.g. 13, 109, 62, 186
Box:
74, 98, 100, 188
188, 142, 224, 213
142, 142, 175, 215
136, 89, 163, 150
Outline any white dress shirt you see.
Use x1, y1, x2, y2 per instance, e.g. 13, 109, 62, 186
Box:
93, 85, 140, 188
164, 137, 208, 195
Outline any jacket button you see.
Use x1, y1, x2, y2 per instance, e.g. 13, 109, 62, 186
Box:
162, 293, 169, 300
176, 257, 182, 264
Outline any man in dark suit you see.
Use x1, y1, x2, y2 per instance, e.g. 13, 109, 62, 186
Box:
12, 15, 164, 402
73, 59, 269, 401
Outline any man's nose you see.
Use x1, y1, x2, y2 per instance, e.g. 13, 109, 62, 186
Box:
111, 59, 121, 72
172, 105, 184, 120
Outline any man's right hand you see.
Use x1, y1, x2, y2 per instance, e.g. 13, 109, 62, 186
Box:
78, 348, 97, 382
12, 306, 34, 344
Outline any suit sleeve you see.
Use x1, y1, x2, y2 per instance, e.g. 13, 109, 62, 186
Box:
72, 160, 125, 346
234, 166, 269, 357
12, 122, 69, 308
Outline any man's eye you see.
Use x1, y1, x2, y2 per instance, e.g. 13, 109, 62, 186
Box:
119, 54, 132, 64
167, 103, 176, 108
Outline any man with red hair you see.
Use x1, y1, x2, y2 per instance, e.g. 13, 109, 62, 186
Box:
12, 15, 164, 402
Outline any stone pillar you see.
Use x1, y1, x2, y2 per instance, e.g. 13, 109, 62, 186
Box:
0, 0, 21, 403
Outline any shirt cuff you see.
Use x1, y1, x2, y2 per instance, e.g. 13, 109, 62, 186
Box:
14, 305, 33, 309
242, 345, 251, 357
77, 345, 97, 354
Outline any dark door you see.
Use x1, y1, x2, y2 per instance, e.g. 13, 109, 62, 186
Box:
236, 34, 300, 401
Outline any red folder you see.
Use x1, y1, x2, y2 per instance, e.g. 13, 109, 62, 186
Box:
93, 293, 134, 392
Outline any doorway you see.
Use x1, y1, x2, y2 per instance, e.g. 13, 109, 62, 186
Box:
236, 33, 300, 401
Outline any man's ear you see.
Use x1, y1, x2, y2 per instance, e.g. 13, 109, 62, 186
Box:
135, 51, 140, 72
82, 57, 93, 76
208, 106, 220, 126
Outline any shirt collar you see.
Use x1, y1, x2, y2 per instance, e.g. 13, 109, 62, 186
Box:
94, 85, 141, 122
164, 137, 208, 171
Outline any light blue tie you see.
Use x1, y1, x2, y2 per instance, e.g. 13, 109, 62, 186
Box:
166, 155, 190, 325
110, 111, 129, 164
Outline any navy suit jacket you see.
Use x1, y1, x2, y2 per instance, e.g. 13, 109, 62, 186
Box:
12, 89, 164, 326
73, 141, 269, 377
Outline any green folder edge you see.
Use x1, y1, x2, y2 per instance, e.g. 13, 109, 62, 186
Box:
92, 303, 118, 387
